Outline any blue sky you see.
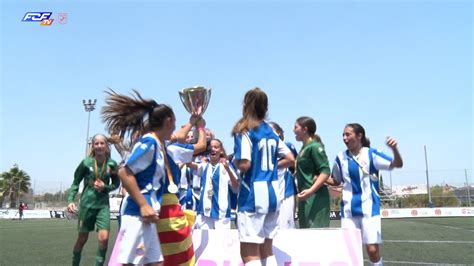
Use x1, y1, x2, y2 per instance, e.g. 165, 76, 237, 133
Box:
1, 0, 472, 194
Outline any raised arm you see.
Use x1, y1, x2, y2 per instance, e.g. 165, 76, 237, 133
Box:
222, 158, 239, 191
386, 136, 403, 169
172, 123, 193, 143
193, 118, 207, 155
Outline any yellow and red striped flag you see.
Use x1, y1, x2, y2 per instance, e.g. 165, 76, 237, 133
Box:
157, 193, 196, 266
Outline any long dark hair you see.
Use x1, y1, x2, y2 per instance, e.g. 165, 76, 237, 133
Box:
345, 123, 370, 147
232, 87, 268, 135
102, 89, 174, 143
296, 116, 323, 145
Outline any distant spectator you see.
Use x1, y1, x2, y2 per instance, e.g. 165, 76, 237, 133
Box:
18, 201, 27, 220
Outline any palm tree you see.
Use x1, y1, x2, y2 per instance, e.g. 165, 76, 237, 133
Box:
0, 164, 31, 208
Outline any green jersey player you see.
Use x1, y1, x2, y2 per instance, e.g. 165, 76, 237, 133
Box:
67, 134, 119, 266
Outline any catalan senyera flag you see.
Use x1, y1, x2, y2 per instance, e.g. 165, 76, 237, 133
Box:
157, 193, 196, 266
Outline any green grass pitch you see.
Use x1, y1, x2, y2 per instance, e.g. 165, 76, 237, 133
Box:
0, 217, 472, 265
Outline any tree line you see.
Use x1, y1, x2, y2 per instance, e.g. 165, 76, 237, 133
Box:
0, 164, 467, 209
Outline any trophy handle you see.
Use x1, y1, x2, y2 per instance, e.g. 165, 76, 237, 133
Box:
178, 91, 192, 114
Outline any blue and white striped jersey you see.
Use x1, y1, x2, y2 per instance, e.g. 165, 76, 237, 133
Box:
179, 165, 193, 190
332, 147, 392, 218
228, 160, 239, 211
278, 142, 298, 200
233, 122, 290, 214
196, 162, 238, 219
179, 166, 200, 211
123, 133, 194, 216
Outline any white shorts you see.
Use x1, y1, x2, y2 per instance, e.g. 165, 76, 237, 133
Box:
194, 215, 231, 230
237, 211, 279, 244
341, 215, 381, 244
278, 196, 295, 229
117, 215, 164, 264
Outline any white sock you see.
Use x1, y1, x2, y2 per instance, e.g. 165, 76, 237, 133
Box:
372, 257, 383, 266
245, 259, 262, 266
262, 255, 277, 266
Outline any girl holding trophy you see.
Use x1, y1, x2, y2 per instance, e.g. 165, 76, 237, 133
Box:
232, 87, 295, 266
102, 89, 207, 266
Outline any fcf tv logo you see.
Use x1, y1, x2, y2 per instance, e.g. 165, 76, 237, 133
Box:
22, 12, 54, 26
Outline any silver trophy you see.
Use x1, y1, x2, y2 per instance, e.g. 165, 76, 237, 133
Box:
173, 86, 211, 194
179, 86, 212, 144
179, 86, 212, 142
179, 86, 212, 116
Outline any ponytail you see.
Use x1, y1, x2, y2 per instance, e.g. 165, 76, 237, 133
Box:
232, 88, 268, 136
102, 89, 174, 143
313, 134, 324, 147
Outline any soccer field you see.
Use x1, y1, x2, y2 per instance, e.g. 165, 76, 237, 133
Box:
0, 217, 472, 265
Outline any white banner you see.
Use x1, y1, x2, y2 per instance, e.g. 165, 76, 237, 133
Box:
0, 209, 52, 219
192, 228, 363, 265
381, 207, 474, 218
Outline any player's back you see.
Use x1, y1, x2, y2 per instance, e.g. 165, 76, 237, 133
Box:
235, 122, 281, 213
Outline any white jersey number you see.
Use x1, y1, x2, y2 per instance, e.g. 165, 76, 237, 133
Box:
258, 138, 277, 171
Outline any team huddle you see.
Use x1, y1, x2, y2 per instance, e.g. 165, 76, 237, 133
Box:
67, 87, 403, 266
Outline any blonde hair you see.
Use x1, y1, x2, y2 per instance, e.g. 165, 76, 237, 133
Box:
89, 134, 111, 158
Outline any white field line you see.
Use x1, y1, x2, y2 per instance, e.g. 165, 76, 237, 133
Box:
365, 259, 465, 265
403, 220, 474, 232
385, 239, 474, 244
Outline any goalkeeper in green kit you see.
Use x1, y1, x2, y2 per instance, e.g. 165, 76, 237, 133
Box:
67, 134, 120, 266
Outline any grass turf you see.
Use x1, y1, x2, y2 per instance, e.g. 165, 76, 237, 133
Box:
0, 217, 472, 265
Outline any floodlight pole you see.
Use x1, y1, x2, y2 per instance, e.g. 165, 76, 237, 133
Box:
424, 145, 433, 207
83, 99, 97, 157
465, 169, 471, 207
389, 171, 393, 192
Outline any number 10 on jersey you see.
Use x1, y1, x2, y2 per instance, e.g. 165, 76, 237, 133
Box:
259, 138, 277, 171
